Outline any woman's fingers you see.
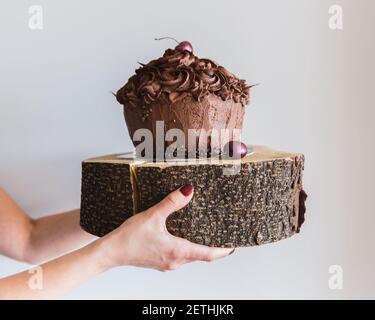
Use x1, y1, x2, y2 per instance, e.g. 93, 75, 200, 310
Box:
148, 183, 194, 221
188, 244, 234, 262
147, 184, 234, 265
174, 238, 234, 263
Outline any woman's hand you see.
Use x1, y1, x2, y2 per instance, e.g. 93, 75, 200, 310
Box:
0, 184, 234, 299
99, 184, 234, 271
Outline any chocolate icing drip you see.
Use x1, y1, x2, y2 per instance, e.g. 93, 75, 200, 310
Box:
116, 49, 250, 110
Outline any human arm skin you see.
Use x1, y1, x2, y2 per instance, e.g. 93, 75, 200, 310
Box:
0, 185, 234, 299
0, 187, 93, 264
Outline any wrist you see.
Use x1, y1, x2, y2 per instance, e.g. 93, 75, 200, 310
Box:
85, 237, 116, 273
92, 233, 131, 270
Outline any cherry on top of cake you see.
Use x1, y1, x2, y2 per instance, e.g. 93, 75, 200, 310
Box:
116, 40, 251, 109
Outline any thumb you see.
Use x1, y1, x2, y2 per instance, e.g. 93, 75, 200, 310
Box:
149, 183, 194, 221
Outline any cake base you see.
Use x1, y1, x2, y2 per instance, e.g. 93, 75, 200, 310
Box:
80, 145, 306, 247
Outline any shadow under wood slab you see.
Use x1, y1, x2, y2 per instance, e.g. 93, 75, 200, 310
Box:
80, 145, 307, 247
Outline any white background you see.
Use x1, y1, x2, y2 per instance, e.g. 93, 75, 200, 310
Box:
0, 0, 374, 299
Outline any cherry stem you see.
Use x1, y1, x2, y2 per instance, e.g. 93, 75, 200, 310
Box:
154, 37, 179, 44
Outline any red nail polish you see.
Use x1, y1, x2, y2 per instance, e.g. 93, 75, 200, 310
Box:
180, 183, 194, 196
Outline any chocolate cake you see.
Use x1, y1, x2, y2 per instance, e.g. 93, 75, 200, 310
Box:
116, 46, 251, 157
80, 40, 307, 247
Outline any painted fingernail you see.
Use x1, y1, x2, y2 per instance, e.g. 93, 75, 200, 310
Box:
229, 248, 235, 255
180, 183, 194, 196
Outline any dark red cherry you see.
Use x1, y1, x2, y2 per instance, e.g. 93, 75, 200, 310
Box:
228, 141, 248, 159
175, 41, 193, 53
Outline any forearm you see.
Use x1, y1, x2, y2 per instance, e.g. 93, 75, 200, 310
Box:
0, 239, 109, 299
0, 188, 94, 264
26, 209, 94, 263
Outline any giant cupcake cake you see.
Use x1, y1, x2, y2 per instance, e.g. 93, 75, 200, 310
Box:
115, 43, 250, 157
80, 40, 307, 247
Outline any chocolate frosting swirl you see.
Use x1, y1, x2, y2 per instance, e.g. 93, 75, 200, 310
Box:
116, 49, 250, 109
